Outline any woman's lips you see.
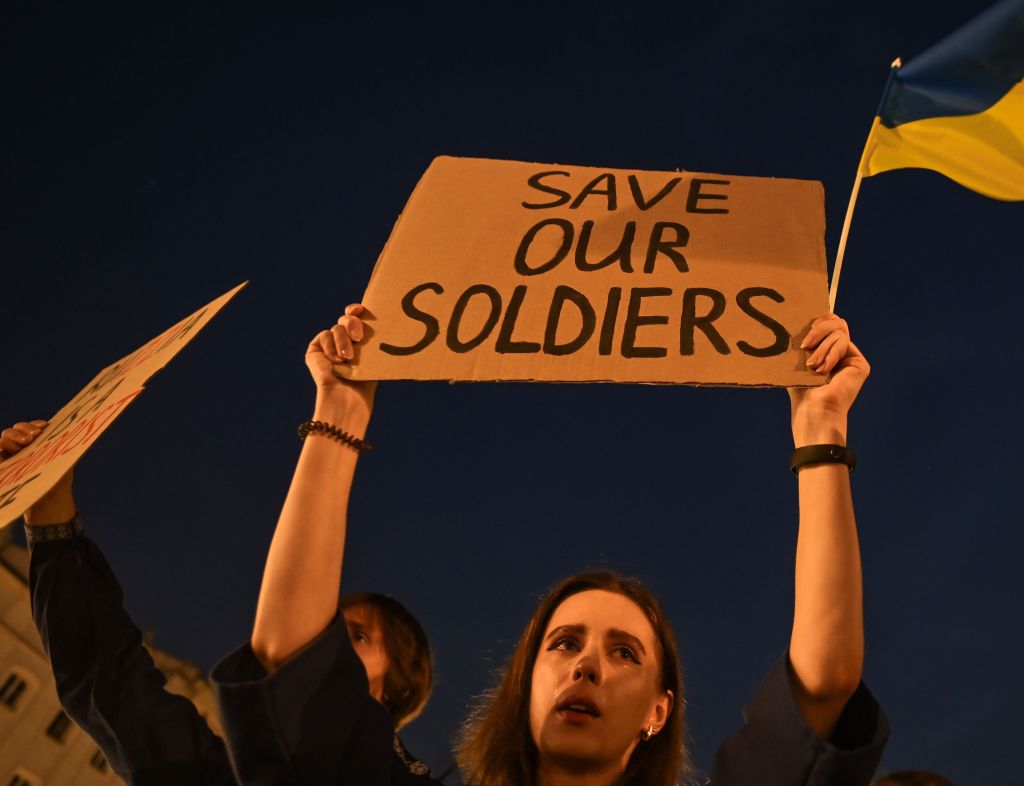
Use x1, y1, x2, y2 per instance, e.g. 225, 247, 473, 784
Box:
555, 694, 601, 724
557, 707, 599, 725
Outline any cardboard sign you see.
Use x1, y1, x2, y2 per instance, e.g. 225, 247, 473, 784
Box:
0, 282, 247, 529
346, 156, 828, 386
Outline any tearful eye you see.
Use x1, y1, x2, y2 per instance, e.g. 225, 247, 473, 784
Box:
550, 637, 580, 652
614, 645, 640, 664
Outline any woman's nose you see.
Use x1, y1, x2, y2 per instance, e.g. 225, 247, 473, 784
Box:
572, 652, 602, 684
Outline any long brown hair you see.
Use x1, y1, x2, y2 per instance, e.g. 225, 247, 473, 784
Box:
341, 592, 432, 731
457, 572, 694, 786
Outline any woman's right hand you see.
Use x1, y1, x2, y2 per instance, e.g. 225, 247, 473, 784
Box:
1, 420, 77, 524
306, 304, 377, 428
0, 420, 47, 459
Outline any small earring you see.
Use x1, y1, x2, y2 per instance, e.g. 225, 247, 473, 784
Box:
642, 725, 657, 740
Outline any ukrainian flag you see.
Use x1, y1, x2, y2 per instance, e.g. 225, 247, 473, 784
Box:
860, 0, 1024, 201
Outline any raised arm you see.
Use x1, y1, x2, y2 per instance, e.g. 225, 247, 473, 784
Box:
3, 421, 234, 786
250, 305, 376, 671
787, 314, 870, 740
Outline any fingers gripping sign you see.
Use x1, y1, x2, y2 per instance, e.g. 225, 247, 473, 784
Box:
0, 420, 76, 525
307, 304, 369, 381
789, 314, 870, 446
0, 421, 48, 458
306, 304, 378, 423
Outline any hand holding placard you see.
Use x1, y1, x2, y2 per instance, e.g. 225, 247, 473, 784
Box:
789, 314, 870, 447
0, 421, 76, 525
305, 304, 377, 436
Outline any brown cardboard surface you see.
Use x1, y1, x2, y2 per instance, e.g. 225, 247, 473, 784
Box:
345, 156, 828, 386
0, 282, 247, 529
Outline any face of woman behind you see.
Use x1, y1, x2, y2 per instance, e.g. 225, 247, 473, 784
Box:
529, 589, 673, 782
344, 605, 389, 702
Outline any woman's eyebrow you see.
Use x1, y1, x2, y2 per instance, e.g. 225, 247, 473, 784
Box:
607, 628, 647, 656
544, 623, 587, 643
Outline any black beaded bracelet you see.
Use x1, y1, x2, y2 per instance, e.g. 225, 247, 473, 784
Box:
790, 444, 856, 474
298, 420, 372, 454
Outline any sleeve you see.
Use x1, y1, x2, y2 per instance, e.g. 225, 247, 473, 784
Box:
709, 653, 889, 786
210, 615, 399, 786
28, 529, 235, 786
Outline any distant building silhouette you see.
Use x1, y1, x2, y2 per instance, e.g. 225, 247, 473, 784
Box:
0, 527, 221, 786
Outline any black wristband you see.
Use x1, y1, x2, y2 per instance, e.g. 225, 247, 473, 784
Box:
790, 444, 856, 474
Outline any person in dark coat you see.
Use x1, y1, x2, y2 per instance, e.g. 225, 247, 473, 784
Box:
3, 416, 435, 785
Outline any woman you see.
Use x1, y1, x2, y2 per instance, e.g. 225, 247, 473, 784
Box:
3, 418, 432, 784
211, 305, 444, 784
459, 571, 689, 786
458, 313, 888, 786
212, 306, 888, 785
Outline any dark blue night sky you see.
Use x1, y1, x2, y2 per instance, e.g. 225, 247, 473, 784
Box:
3, 3, 1021, 784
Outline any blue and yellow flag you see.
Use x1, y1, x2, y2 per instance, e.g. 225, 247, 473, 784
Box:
860, 0, 1024, 201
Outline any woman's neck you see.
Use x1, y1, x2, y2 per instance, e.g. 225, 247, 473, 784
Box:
536, 760, 623, 786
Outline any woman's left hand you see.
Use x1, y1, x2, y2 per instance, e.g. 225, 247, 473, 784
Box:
788, 314, 870, 446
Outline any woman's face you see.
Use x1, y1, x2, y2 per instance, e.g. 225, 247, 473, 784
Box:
344, 605, 389, 702
529, 589, 673, 779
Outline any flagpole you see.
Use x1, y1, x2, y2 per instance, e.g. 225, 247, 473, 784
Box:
829, 58, 902, 312
828, 168, 865, 311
